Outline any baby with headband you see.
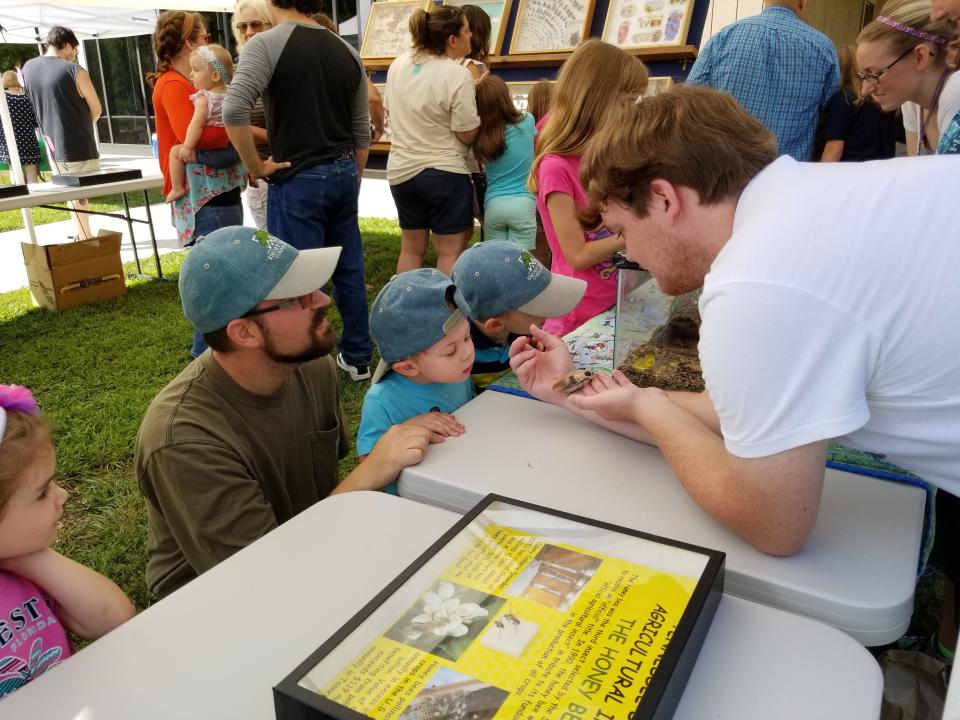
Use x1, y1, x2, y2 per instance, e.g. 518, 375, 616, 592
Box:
166, 44, 235, 203
0, 385, 134, 700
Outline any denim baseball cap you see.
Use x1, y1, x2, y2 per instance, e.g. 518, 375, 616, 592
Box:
452, 241, 587, 320
369, 268, 465, 383
179, 226, 341, 333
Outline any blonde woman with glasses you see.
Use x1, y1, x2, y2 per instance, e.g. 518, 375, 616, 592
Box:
857, 0, 958, 154
232, 0, 274, 229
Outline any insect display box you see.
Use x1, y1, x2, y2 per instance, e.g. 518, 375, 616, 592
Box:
274, 495, 724, 720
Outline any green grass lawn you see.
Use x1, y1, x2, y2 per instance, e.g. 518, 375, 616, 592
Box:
0, 218, 429, 610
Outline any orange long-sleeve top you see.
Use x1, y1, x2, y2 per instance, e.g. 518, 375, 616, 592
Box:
152, 70, 229, 195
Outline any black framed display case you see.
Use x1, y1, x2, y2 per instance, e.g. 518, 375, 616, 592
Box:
275, 494, 724, 720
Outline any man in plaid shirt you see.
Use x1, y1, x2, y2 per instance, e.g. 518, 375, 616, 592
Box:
687, 0, 839, 161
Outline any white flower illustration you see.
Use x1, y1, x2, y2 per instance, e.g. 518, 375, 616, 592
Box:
404, 582, 489, 641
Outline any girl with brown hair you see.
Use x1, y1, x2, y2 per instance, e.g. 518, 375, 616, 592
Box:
456, 5, 491, 80
473, 75, 537, 249
819, 44, 898, 161
148, 10, 244, 356
857, 0, 958, 153
529, 40, 647, 335
385, 6, 480, 276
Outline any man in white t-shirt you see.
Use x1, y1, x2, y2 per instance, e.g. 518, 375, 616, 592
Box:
510, 85, 959, 658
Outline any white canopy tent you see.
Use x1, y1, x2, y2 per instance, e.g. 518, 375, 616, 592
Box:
0, 0, 235, 238
0, 1, 234, 44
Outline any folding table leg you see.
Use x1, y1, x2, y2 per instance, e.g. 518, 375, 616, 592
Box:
121, 192, 143, 276
142, 190, 164, 280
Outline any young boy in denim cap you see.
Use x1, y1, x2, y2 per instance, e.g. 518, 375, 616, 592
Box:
357, 268, 476, 494
452, 240, 587, 388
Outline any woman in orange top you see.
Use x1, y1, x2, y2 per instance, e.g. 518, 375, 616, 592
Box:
147, 10, 245, 356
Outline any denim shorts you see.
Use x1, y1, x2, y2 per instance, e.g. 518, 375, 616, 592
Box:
390, 168, 473, 235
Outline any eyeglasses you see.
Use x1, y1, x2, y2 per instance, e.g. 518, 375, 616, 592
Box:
243, 293, 315, 318
235, 20, 270, 33
856, 46, 914, 84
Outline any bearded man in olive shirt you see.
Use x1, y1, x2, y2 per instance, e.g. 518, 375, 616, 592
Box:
136, 226, 435, 598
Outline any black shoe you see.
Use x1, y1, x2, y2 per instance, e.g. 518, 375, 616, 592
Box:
336, 352, 371, 381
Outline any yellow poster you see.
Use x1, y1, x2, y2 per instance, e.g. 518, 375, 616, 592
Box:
306, 518, 705, 720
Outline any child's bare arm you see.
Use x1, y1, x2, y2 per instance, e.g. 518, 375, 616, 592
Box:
182, 95, 210, 154
0, 548, 135, 639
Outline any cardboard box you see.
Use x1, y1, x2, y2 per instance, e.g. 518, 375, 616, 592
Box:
21, 230, 126, 310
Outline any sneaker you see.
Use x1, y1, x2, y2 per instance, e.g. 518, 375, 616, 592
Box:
336, 352, 371, 381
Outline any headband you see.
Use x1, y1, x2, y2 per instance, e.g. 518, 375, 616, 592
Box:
876, 16, 948, 46
0, 385, 39, 443
194, 45, 230, 83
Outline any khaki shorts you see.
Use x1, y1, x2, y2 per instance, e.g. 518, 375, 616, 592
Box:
52, 158, 100, 174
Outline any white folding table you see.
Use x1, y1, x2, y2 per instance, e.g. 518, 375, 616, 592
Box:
0, 492, 882, 719
399, 390, 927, 646
0, 172, 166, 279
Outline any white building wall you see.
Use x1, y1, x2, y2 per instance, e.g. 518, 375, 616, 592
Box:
700, 0, 765, 43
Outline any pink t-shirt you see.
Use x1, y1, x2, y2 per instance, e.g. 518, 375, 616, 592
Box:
536, 154, 617, 335
0, 572, 71, 700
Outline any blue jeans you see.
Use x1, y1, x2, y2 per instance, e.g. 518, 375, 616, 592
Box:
189, 200, 244, 357
267, 158, 372, 366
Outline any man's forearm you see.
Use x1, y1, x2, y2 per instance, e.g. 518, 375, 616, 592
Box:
356, 148, 368, 177
555, 388, 718, 447
333, 455, 391, 495
225, 124, 263, 173
632, 392, 823, 555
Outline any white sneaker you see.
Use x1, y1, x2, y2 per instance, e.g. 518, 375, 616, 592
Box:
336, 352, 371, 381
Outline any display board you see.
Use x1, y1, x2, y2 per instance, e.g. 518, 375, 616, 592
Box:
275, 496, 724, 720
373, 83, 393, 144
442, 0, 514, 55
505, 81, 535, 112
645, 76, 674, 96
601, 0, 694, 49
509, 0, 596, 54
360, 0, 429, 61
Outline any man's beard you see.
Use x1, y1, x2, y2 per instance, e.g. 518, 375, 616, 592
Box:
255, 310, 338, 365
642, 227, 709, 297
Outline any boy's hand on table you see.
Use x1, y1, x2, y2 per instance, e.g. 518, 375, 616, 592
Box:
568, 369, 666, 425
403, 412, 465, 443
509, 324, 575, 404
368, 424, 433, 484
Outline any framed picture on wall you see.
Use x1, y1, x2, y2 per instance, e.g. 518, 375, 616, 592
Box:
505, 81, 535, 112
508, 0, 596, 54
601, 0, 694, 49
372, 83, 392, 147
442, 0, 514, 55
360, 0, 430, 61
645, 75, 674, 96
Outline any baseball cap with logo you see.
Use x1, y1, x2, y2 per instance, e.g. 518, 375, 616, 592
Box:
179, 226, 341, 333
452, 241, 586, 320
369, 268, 465, 383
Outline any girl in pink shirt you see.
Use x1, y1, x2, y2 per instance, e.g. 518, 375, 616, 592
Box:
0, 386, 134, 700
529, 40, 649, 335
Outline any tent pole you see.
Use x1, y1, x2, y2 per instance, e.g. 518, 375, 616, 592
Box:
134, 36, 152, 145
93, 38, 114, 144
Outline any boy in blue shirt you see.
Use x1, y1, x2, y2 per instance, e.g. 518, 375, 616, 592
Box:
358, 269, 476, 494
452, 241, 587, 388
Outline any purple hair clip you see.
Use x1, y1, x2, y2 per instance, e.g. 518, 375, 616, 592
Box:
876, 16, 948, 46
0, 385, 39, 416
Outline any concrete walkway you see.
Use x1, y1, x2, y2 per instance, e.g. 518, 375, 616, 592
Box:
0, 149, 399, 294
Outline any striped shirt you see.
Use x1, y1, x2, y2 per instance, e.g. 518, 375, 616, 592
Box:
687, 6, 839, 161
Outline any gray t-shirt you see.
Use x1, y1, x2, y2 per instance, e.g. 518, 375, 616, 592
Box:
22, 56, 98, 162
224, 22, 369, 183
